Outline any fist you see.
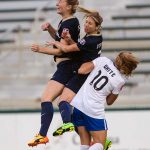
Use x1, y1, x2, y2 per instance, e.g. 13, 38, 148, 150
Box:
61, 28, 69, 38
41, 22, 50, 31
31, 44, 40, 52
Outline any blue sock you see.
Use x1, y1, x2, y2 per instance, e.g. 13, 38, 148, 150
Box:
39, 102, 54, 136
59, 101, 72, 123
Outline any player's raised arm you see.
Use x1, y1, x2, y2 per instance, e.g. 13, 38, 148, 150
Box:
41, 22, 56, 39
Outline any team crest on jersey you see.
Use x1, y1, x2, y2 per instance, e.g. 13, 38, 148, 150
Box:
79, 39, 86, 45
63, 28, 69, 32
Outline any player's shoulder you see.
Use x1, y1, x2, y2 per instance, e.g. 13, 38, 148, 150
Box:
64, 16, 79, 24
96, 56, 110, 62
92, 56, 110, 67
85, 34, 102, 41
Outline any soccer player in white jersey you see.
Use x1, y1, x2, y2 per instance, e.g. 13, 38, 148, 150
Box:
71, 51, 139, 150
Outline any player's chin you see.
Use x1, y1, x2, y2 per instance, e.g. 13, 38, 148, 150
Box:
56, 9, 61, 14
84, 28, 89, 34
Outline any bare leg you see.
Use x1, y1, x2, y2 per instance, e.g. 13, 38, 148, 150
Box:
90, 130, 107, 148
41, 80, 65, 102
39, 80, 65, 136
78, 126, 91, 145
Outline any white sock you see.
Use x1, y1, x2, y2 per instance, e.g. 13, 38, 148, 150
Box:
80, 145, 90, 150
89, 143, 103, 150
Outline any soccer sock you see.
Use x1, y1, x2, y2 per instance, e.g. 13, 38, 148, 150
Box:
39, 102, 54, 136
89, 143, 103, 150
59, 101, 72, 123
80, 145, 90, 150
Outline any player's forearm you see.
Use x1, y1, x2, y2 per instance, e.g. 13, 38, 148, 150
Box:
67, 38, 76, 45
61, 44, 79, 53
47, 25, 56, 39
38, 47, 62, 56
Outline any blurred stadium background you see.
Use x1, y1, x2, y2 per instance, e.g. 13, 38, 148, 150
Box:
0, 0, 150, 150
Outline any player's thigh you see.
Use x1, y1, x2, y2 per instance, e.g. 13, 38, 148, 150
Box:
41, 80, 64, 102
72, 108, 91, 145
57, 87, 76, 104
90, 130, 107, 146
78, 126, 91, 145
51, 60, 74, 85
66, 74, 88, 94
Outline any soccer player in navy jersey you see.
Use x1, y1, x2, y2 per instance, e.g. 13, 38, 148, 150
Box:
28, 0, 80, 147
50, 7, 103, 135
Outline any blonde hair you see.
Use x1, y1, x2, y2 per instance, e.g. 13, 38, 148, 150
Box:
115, 51, 139, 76
77, 6, 103, 33
66, 0, 79, 14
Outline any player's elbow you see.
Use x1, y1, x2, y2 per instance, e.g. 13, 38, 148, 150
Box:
78, 68, 88, 74
106, 101, 114, 105
106, 94, 118, 105
55, 50, 63, 56
57, 52, 63, 56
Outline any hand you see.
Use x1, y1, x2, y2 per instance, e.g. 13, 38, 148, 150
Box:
61, 28, 71, 43
41, 22, 50, 31
31, 44, 40, 52
45, 41, 56, 47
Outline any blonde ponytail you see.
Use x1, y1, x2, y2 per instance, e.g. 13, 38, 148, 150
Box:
77, 6, 103, 33
77, 6, 94, 14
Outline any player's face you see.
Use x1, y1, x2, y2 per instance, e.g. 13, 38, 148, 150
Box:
56, 0, 70, 15
84, 17, 97, 34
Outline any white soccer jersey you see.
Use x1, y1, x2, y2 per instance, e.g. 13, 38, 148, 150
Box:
71, 57, 127, 119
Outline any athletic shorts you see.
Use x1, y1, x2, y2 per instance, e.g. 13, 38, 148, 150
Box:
51, 60, 88, 93
51, 60, 75, 85
66, 73, 88, 93
72, 108, 108, 131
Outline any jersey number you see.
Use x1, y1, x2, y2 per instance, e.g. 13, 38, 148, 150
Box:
90, 70, 108, 91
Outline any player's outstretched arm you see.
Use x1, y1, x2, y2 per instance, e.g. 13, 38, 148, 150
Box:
47, 41, 79, 53
31, 44, 62, 56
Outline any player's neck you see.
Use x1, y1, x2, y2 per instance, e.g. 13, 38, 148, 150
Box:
62, 14, 73, 20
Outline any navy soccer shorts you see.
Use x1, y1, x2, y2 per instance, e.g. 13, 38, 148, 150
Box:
51, 60, 74, 85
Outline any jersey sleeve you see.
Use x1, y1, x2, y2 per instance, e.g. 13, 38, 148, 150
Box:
77, 35, 102, 52
77, 36, 89, 51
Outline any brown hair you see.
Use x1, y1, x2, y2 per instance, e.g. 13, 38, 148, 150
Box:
77, 6, 103, 33
115, 51, 139, 76
66, 0, 79, 14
